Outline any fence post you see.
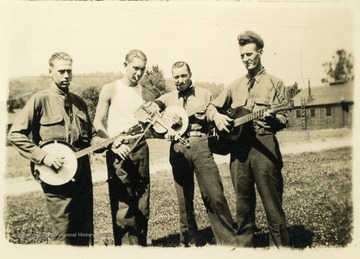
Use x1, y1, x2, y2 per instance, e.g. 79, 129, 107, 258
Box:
301, 98, 307, 130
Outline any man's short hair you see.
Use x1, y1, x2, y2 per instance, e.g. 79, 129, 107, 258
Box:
237, 31, 264, 50
172, 61, 191, 74
125, 49, 147, 63
49, 52, 72, 67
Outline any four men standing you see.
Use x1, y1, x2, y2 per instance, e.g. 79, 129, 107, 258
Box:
8, 31, 289, 248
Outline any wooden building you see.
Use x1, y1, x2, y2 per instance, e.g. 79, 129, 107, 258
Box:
287, 80, 354, 130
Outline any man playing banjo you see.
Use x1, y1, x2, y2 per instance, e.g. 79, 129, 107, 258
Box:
8, 52, 103, 245
154, 61, 237, 247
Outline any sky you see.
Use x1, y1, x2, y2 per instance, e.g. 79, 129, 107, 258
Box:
1, 1, 357, 90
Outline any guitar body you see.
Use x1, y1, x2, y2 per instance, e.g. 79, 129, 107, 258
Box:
209, 107, 250, 155
221, 107, 251, 140
208, 101, 294, 155
208, 107, 251, 155
32, 140, 78, 186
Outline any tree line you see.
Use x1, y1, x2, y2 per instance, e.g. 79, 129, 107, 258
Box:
5, 69, 299, 121
7, 66, 228, 120
8, 48, 353, 119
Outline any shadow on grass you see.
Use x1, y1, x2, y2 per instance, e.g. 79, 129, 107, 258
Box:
151, 227, 215, 247
254, 225, 314, 248
151, 225, 314, 248
288, 225, 314, 248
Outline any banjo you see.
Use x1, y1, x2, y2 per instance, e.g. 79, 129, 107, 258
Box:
32, 124, 144, 186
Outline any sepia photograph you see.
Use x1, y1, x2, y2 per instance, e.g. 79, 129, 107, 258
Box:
0, 1, 359, 258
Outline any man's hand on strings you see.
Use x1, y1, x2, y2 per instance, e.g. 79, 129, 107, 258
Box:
213, 113, 233, 133
171, 114, 183, 128
43, 154, 65, 171
261, 109, 287, 129
263, 109, 275, 119
112, 143, 131, 160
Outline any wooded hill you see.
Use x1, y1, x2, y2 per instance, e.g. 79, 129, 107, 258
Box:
7, 71, 226, 120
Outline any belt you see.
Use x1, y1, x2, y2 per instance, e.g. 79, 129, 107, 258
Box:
186, 131, 207, 137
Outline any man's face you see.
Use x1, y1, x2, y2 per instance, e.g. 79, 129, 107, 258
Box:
239, 43, 262, 72
173, 65, 192, 92
49, 59, 72, 90
124, 57, 146, 85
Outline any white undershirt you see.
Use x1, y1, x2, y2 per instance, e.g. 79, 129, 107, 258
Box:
107, 80, 145, 137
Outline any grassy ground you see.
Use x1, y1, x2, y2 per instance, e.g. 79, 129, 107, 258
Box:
4, 146, 352, 248
4, 128, 352, 179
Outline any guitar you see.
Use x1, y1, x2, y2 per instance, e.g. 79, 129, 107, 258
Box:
208, 101, 294, 155
31, 124, 144, 186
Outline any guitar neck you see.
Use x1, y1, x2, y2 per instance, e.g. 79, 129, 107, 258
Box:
232, 104, 291, 127
232, 107, 268, 127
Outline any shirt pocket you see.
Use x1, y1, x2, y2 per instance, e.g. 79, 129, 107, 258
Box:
232, 96, 247, 108
39, 114, 65, 141
74, 111, 90, 142
254, 96, 271, 106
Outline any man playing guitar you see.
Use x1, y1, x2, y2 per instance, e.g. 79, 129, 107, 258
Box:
206, 31, 290, 248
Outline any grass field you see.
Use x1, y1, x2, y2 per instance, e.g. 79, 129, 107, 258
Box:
4, 144, 352, 248
4, 128, 352, 179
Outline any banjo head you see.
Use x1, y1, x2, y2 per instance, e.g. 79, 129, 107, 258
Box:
161, 106, 189, 136
34, 141, 78, 186
149, 105, 189, 135
136, 102, 189, 136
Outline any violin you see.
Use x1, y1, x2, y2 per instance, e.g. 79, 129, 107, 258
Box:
136, 102, 190, 148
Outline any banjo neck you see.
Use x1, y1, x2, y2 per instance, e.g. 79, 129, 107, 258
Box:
74, 124, 144, 159
74, 134, 138, 159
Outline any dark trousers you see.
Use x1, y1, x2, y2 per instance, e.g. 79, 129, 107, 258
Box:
106, 140, 150, 246
170, 136, 236, 246
230, 133, 289, 248
41, 156, 94, 246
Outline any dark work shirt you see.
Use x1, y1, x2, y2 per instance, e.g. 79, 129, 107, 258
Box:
8, 83, 100, 164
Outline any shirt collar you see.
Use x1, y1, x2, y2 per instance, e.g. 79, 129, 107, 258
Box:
178, 85, 195, 99
49, 82, 68, 99
247, 67, 266, 83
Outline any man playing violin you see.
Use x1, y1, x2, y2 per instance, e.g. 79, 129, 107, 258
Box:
8, 52, 103, 245
155, 61, 237, 247
93, 49, 154, 246
206, 31, 290, 248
